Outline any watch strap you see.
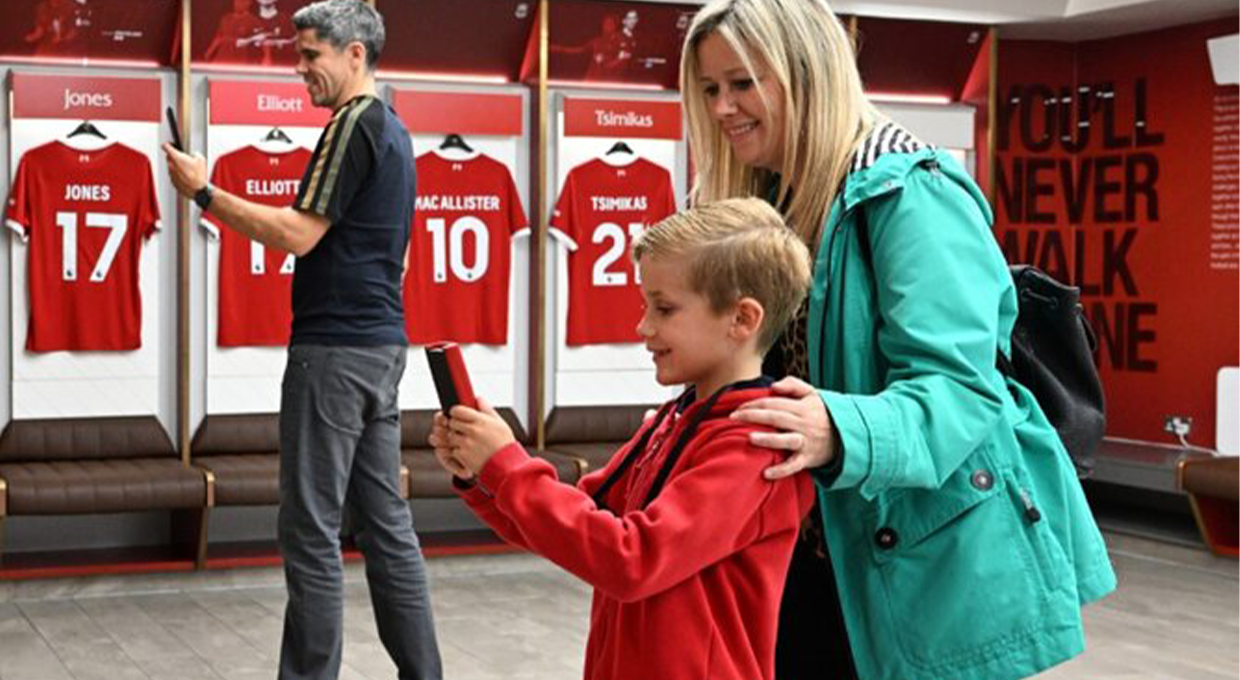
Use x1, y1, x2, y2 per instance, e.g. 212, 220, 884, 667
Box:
193, 184, 214, 211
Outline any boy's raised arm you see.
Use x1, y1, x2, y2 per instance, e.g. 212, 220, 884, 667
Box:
466, 433, 808, 603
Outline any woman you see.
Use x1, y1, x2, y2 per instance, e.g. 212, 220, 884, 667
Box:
678, 1, 1117, 679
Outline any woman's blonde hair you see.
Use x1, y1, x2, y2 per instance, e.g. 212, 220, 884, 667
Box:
633, 198, 812, 353
680, 0, 879, 247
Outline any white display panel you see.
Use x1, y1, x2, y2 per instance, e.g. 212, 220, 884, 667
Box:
387, 84, 532, 431
202, 119, 321, 415
398, 133, 527, 421
545, 92, 686, 412
194, 81, 533, 432
8, 119, 167, 419
876, 101, 976, 176
1218, 367, 1238, 456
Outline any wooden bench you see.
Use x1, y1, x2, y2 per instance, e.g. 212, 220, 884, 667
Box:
192, 410, 585, 501
1177, 455, 1239, 557
543, 405, 654, 474
400, 410, 586, 497
0, 417, 212, 566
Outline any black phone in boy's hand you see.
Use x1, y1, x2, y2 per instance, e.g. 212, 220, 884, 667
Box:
426, 343, 477, 412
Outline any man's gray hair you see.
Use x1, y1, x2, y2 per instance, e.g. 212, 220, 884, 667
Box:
293, 0, 385, 70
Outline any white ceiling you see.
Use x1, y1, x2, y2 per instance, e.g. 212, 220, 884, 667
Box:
628, 0, 1238, 41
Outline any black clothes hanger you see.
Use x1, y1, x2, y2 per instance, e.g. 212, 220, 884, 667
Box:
606, 140, 633, 155
67, 121, 106, 140
439, 133, 473, 153
263, 127, 294, 145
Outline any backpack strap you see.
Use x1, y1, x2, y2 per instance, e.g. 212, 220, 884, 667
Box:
590, 382, 753, 513
590, 401, 676, 514
640, 388, 729, 508
851, 163, 1011, 377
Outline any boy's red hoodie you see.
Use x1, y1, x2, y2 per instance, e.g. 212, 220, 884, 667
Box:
456, 381, 815, 680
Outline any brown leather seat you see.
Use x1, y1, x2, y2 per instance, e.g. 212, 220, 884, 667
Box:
194, 453, 280, 506
0, 417, 207, 516
1180, 456, 1239, 501
543, 442, 621, 474
402, 447, 585, 497
1177, 455, 1239, 557
543, 405, 654, 473
402, 409, 585, 495
191, 414, 282, 506
0, 459, 205, 515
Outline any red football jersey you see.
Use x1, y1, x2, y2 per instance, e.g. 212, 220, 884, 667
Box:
405, 152, 527, 345
6, 141, 160, 352
203, 145, 310, 347
550, 157, 675, 345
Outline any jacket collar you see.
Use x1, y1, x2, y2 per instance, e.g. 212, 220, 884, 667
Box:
836, 122, 991, 223
839, 121, 938, 210
675, 376, 774, 416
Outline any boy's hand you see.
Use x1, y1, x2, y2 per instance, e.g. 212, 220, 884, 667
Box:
446, 397, 515, 475
429, 411, 475, 481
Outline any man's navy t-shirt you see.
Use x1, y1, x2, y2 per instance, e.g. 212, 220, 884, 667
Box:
291, 93, 412, 346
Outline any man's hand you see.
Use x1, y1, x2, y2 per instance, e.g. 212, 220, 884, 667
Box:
731, 376, 837, 479
162, 143, 208, 199
429, 411, 475, 481
445, 397, 516, 476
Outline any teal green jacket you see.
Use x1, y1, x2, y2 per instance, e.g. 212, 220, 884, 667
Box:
805, 139, 1117, 680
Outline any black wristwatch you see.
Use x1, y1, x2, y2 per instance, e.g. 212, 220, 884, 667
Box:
193, 183, 215, 212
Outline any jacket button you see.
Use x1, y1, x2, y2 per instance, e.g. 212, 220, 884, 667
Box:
971, 469, 994, 491
875, 527, 898, 550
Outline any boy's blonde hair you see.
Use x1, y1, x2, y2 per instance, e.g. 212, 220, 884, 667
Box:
680, 0, 880, 248
632, 197, 811, 353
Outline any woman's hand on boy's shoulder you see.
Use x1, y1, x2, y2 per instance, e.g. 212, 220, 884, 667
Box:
445, 397, 517, 476
731, 376, 837, 479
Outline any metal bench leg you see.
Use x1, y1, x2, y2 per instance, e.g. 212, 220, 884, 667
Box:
0, 477, 7, 567
172, 469, 215, 569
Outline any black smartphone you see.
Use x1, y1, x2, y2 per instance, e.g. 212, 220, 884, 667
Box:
426, 343, 477, 412
166, 106, 184, 151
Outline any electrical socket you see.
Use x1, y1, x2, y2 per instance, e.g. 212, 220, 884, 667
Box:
1164, 415, 1193, 437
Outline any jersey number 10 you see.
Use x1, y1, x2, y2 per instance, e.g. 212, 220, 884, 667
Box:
427, 216, 489, 284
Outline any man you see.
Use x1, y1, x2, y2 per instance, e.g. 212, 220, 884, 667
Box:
163, 2, 442, 679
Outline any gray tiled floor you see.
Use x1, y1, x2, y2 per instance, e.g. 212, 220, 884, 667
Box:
0, 531, 1235, 679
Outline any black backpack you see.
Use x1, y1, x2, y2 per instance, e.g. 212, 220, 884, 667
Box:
855, 207, 1105, 478
997, 265, 1105, 478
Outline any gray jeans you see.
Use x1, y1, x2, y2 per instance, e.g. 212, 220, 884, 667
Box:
278, 344, 442, 680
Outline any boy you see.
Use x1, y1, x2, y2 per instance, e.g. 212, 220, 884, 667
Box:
429, 198, 814, 680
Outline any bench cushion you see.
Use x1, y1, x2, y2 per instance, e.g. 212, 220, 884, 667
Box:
191, 414, 280, 454
1181, 456, 1240, 502
0, 458, 205, 515
544, 405, 651, 444
542, 406, 653, 474
402, 408, 530, 449
193, 410, 530, 455
195, 453, 280, 506
543, 442, 624, 474
0, 417, 175, 462
402, 448, 585, 498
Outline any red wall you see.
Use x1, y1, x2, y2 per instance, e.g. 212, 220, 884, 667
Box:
996, 19, 1239, 448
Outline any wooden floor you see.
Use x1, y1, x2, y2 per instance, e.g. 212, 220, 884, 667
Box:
0, 531, 1234, 679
